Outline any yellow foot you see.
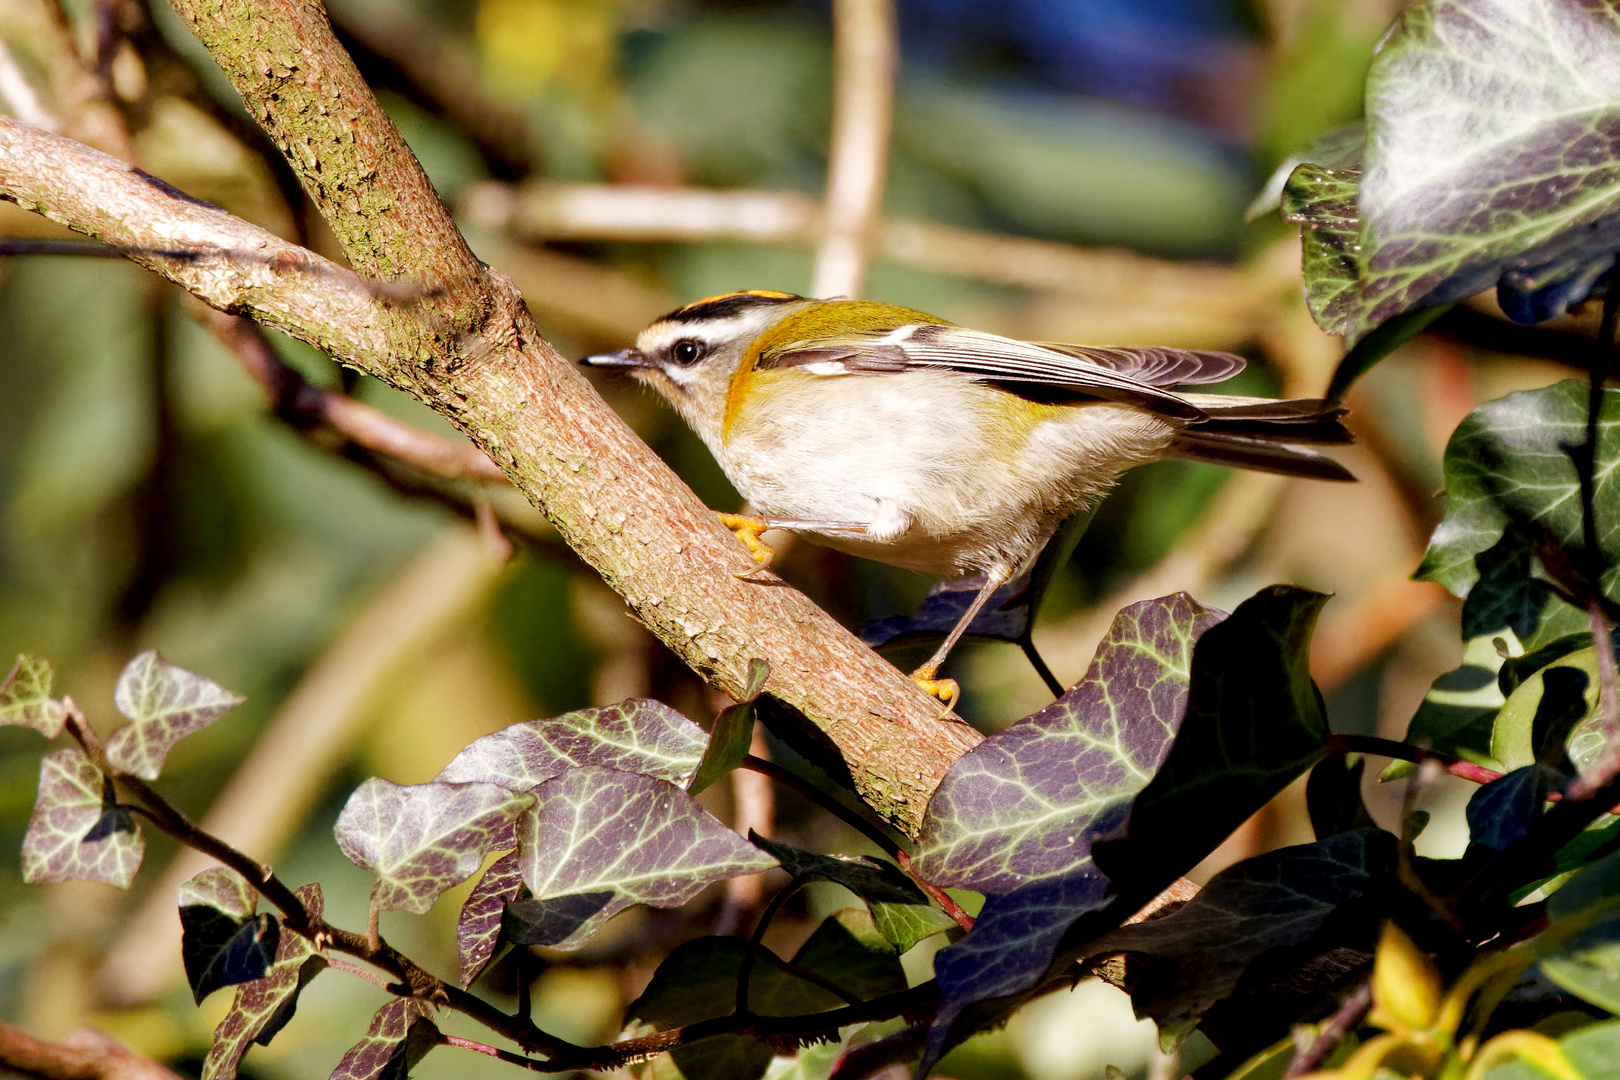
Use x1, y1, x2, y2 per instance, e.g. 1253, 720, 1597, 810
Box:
910, 670, 961, 717
718, 512, 775, 575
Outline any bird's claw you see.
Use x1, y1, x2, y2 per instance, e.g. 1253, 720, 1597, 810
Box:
718, 512, 775, 576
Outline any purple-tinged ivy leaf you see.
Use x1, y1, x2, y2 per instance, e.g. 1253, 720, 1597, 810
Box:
204, 884, 327, 1080
21, 749, 143, 888
502, 891, 615, 948
180, 866, 259, 919
105, 651, 245, 780
687, 659, 768, 795
924, 872, 1111, 1073
1465, 765, 1562, 855
436, 698, 709, 789
914, 594, 1225, 893
514, 767, 776, 950
328, 998, 440, 1080
1092, 586, 1331, 902
749, 832, 925, 906
456, 850, 523, 989
0, 654, 67, 737
335, 779, 534, 914
180, 863, 279, 1005
1087, 830, 1394, 1042
923, 586, 1332, 1068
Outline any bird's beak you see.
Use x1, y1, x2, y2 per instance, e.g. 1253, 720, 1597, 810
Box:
581, 348, 652, 369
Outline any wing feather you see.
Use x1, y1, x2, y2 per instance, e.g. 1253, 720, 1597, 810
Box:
759, 327, 1228, 420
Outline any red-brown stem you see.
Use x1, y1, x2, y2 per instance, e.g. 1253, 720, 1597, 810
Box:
1325, 733, 1504, 785
894, 850, 975, 931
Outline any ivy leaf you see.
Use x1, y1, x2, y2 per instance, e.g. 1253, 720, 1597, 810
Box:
1384, 633, 1513, 781
688, 659, 768, 796
105, 651, 245, 780
922, 586, 1332, 1069
1493, 655, 1598, 776
204, 884, 327, 1080
1282, 163, 1363, 337
1088, 830, 1395, 1038
1418, 384, 1620, 608
513, 767, 777, 949
1091, 586, 1332, 900
1306, 756, 1375, 839
329, 998, 440, 1080
868, 900, 959, 954
436, 699, 709, 789
924, 872, 1113, 1072
913, 593, 1225, 893
456, 850, 523, 989
748, 833, 926, 905
1540, 849, 1620, 1015
1483, 1019, 1620, 1080
334, 779, 534, 914
21, 749, 143, 888
179, 866, 278, 1005
1465, 766, 1563, 856
792, 908, 907, 998
0, 654, 67, 737
1290, 0, 1620, 347
627, 936, 847, 1080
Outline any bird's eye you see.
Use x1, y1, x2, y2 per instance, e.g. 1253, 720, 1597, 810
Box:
671, 339, 705, 366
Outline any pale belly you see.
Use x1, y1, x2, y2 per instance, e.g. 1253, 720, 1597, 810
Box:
715, 371, 1178, 576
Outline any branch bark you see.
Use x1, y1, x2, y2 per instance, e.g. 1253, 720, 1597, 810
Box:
0, 1023, 185, 1080
0, 0, 978, 834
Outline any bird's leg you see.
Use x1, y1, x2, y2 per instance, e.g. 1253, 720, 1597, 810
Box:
910, 568, 1013, 715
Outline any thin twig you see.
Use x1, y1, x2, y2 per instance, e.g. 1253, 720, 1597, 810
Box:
0, 1021, 186, 1080
1325, 733, 1503, 785
811, 0, 896, 299
326, 956, 395, 991
1284, 981, 1372, 1078
739, 878, 804, 1016
740, 755, 901, 856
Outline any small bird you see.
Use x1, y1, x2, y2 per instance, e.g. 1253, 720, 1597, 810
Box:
584, 290, 1352, 708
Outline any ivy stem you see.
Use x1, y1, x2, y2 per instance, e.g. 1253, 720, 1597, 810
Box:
1574, 283, 1620, 592
738, 876, 804, 1017
326, 956, 395, 991
1324, 733, 1502, 784
59, 698, 577, 1056
740, 755, 900, 856
894, 850, 975, 931
1284, 981, 1372, 1078
1573, 599, 1620, 800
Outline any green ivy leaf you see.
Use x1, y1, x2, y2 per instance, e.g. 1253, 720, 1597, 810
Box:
1291, 0, 1620, 347
688, 658, 768, 795
203, 884, 327, 1080
868, 900, 958, 954
1493, 649, 1604, 774
512, 767, 776, 949
0, 654, 66, 737
1539, 848, 1620, 1014
105, 651, 244, 780
329, 998, 440, 1080
335, 779, 534, 914
792, 908, 907, 999
747, 833, 925, 906
1087, 830, 1395, 1038
179, 866, 277, 1005
456, 850, 523, 989
1483, 1018, 1620, 1080
21, 749, 143, 888
1418, 384, 1620, 606
1384, 632, 1514, 781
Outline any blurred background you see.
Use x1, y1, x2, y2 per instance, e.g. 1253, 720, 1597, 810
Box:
0, 0, 1603, 1076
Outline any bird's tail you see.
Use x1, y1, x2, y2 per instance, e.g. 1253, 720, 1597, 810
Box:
1169, 396, 1355, 482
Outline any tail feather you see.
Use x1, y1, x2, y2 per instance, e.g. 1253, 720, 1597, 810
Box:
1170, 397, 1356, 482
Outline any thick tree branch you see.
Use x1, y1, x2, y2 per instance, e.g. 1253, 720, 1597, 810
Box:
0, 28, 975, 837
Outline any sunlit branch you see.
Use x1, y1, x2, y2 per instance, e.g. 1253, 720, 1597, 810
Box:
811, 0, 896, 299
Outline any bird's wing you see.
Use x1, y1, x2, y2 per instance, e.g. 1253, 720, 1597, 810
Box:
760, 326, 1244, 420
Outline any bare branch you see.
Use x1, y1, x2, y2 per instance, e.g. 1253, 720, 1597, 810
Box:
0, 1022, 185, 1080
811, 0, 896, 299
